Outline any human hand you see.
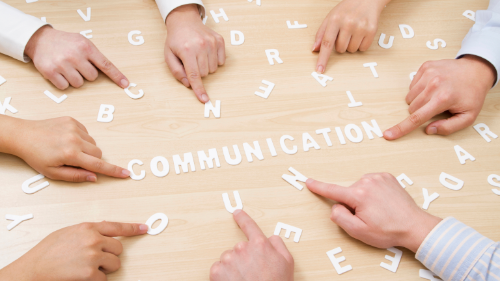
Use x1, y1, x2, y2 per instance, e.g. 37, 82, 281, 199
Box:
0, 221, 148, 281
165, 4, 225, 103
306, 173, 442, 252
313, 0, 389, 73
2, 116, 130, 182
24, 26, 129, 90
209, 209, 294, 281
384, 56, 497, 140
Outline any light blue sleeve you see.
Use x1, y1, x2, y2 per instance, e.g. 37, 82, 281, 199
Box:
415, 217, 500, 281
456, 0, 500, 87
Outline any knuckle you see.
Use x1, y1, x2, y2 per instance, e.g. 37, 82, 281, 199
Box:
71, 172, 84, 182
322, 40, 333, 49
81, 267, 96, 280
100, 59, 114, 71
429, 76, 442, 88
79, 222, 94, 231
197, 38, 206, 47
409, 112, 423, 126
93, 160, 104, 171
253, 237, 267, 247
220, 252, 232, 264
234, 242, 246, 252
62, 148, 78, 160
210, 263, 221, 279
188, 72, 200, 80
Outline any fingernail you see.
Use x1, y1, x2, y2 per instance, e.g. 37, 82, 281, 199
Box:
139, 224, 149, 232
122, 169, 131, 177
181, 78, 190, 87
87, 175, 97, 182
384, 130, 393, 139
233, 209, 242, 215
317, 66, 324, 73
306, 178, 314, 185
121, 79, 129, 88
201, 94, 209, 103
428, 127, 437, 135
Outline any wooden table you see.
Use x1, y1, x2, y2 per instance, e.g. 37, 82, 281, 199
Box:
1, 0, 499, 280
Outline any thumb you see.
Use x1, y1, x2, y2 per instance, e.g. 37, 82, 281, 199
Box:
269, 235, 294, 264
165, 47, 190, 88
330, 204, 367, 239
425, 112, 476, 136
48, 166, 97, 183
95, 221, 149, 237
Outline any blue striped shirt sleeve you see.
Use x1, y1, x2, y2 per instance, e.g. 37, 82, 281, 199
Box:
416, 217, 500, 281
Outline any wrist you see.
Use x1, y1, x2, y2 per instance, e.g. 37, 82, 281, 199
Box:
400, 211, 442, 253
0, 116, 26, 157
24, 25, 52, 60
460, 55, 497, 88
166, 4, 201, 29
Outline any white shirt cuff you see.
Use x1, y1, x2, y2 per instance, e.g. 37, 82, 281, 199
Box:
155, 0, 205, 23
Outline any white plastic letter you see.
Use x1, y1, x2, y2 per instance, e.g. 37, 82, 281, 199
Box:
222, 191, 243, 213
274, 222, 302, 242
210, 9, 229, 23
454, 145, 475, 164
230, 30, 245, 45
419, 269, 443, 281
380, 247, 403, 273
97, 104, 114, 123
150, 156, 169, 177
128, 30, 145, 46
335, 127, 346, 145
363, 62, 379, 78
346, 91, 362, 107
282, 167, 307, 191
399, 24, 415, 38
173, 153, 196, 174
410, 72, 417, 81
124, 83, 144, 99
316, 128, 333, 147
396, 173, 413, 188
487, 174, 500, 196
243, 141, 264, 162
41, 17, 46, 22
0, 97, 18, 115
197, 148, 221, 170
286, 21, 307, 29
302, 132, 320, 152
327, 247, 352, 275
344, 124, 363, 143
280, 135, 297, 155
77, 7, 91, 22
265, 49, 283, 65
80, 30, 92, 39
311, 72, 333, 87
255, 80, 275, 99
222, 145, 242, 165
128, 159, 145, 180
204, 100, 221, 118
463, 10, 475, 21
378, 33, 394, 49
44, 90, 67, 104
361, 120, 383, 139
266, 138, 278, 156
0, 75, 6, 86
422, 188, 439, 210
473, 123, 498, 143
6, 214, 33, 231
22, 174, 49, 194
426, 39, 446, 50
145, 213, 168, 235
439, 172, 464, 191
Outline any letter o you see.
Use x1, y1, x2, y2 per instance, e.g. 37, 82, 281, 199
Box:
145, 213, 169, 235
150, 156, 170, 177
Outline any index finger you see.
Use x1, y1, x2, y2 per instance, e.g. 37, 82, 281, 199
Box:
76, 152, 130, 179
95, 221, 148, 237
180, 54, 209, 103
384, 98, 447, 140
88, 45, 129, 88
316, 23, 340, 74
233, 209, 266, 241
306, 179, 354, 206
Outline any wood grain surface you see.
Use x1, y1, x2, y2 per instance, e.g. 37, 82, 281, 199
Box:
0, 0, 499, 280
